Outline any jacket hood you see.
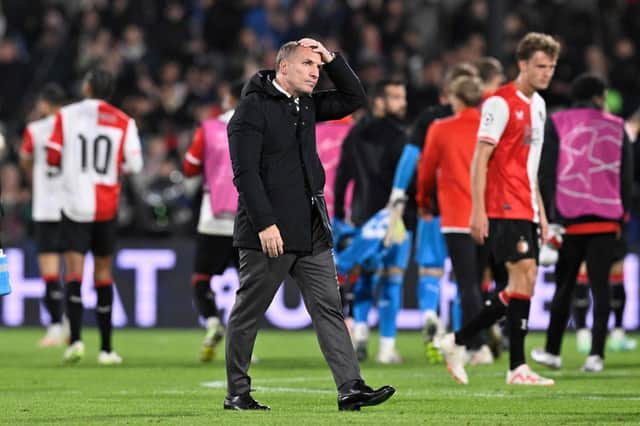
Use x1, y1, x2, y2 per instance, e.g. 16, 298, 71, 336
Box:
241, 70, 286, 99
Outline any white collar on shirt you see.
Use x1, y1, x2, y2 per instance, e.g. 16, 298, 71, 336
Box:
273, 79, 299, 105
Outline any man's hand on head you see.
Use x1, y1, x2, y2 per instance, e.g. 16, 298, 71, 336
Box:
297, 38, 334, 63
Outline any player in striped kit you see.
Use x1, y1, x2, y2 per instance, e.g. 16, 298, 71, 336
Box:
20, 84, 68, 347
46, 69, 143, 365
439, 33, 561, 386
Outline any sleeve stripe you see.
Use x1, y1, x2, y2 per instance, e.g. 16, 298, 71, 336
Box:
478, 136, 499, 145
45, 142, 62, 151
185, 152, 202, 165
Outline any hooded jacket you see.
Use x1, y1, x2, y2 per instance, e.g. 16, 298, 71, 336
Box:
228, 53, 366, 252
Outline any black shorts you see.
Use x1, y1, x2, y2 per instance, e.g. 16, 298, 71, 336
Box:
194, 233, 238, 276
34, 221, 63, 254
488, 219, 539, 264
60, 213, 117, 257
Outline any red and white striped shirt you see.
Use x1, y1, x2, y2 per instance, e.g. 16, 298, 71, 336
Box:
477, 83, 546, 222
47, 99, 143, 222
21, 115, 63, 222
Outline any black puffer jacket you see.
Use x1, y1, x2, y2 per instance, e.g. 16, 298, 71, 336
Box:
228, 53, 366, 252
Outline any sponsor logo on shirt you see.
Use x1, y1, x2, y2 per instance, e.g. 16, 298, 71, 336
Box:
99, 112, 118, 124
523, 125, 533, 145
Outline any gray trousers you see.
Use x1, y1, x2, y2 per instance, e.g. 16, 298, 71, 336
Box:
225, 247, 362, 396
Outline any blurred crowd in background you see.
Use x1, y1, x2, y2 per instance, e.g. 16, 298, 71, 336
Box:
0, 0, 639, 244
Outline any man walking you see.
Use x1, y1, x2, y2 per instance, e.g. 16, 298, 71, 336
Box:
439, 32, 561, 386
225, 38, 395, 411
47, 69, 143, 364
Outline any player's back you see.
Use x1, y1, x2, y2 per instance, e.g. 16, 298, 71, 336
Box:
49, 99, 143, 222
427, 109, 479, 230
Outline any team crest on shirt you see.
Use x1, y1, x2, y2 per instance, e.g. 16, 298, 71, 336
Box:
483, 112, 494, 126
517, 237, 529, 254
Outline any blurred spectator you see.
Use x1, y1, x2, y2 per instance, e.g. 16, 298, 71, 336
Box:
0, 37, 29, 124
610, 38, 640, 116
0, 162, 30, 244
0, 0, 636, 241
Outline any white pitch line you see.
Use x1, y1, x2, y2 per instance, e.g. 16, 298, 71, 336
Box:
201, 381, 333, 395
249, 376, 328, 384
381, 369, 639, 379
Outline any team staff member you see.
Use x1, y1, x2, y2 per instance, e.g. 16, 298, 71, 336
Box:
406, 63, 478, 355
532, 74, 632, 372
225, 38, 394, 411
417, 75, 492, 363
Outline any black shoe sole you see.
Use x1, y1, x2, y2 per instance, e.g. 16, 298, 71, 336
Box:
338, 387, 396, 411
223, 405, 270, 411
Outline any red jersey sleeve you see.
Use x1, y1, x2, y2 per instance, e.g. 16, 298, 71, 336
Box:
183, 127, 204, 177
46, 111, 64, 166
21, 127, 34, 156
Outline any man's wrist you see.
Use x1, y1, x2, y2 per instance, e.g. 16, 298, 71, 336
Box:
325, 51, 336, 63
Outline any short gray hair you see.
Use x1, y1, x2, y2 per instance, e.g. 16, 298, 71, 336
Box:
275, 41, 299, 72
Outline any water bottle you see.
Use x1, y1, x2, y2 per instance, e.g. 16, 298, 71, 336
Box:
0, 248, 11, 296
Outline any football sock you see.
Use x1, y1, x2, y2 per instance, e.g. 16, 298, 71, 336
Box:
455, 290, 508, 346
378, 274, 402, 338
507, 293, 531, 371
65, 277, 83, 344
43, 275, 63, 324
352, 274, 375, 323
418, 274, 440, 313
95, 281, 114, 352
451, 290, 462, 332
192, 274, 218, 319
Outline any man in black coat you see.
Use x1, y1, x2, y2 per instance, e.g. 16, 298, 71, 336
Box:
224, 37, 395, 411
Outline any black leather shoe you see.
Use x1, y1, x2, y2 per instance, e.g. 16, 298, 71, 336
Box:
223, 394, 270, 410
337, 381, 395, 411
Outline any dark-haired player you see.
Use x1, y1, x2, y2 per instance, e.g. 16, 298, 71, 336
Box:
47, 69, 143, 364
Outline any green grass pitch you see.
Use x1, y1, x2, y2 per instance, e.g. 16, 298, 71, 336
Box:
1, 328, 639, 425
